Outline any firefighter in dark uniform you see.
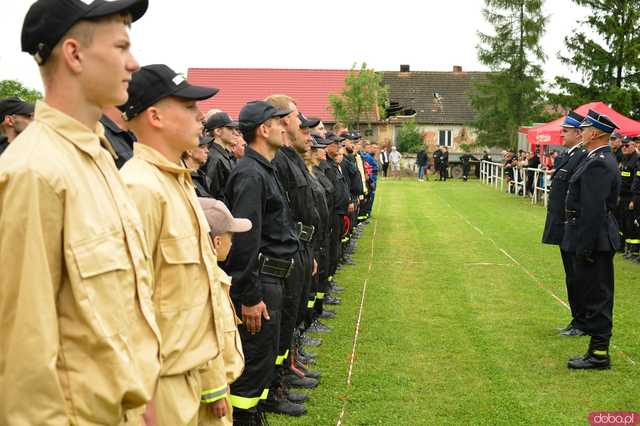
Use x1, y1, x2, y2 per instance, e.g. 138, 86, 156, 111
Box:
305, 134, 333, 322
268, 105, 320, 412
324, 132, 352, 282
341, 133, 364, 262
223, 101, 302, 424
618, 137, 639, 258
310, 133, 337, 320
629, 137, 640, 261
562, 109, 621, 370
541, 111, 588, 336
205, 111, 238, 202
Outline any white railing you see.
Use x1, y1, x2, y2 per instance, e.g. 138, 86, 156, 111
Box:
479, 161, 553, 207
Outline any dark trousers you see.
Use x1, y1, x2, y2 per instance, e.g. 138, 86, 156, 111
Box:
620, 196, 640, 251
295, 244, 314, 329
439, 164, 448, 181
560, 249, 581, 325
382, 163, 389, 177
280, 248, 308, 358
462, 164, 470, 181
231, 278, 283, 409
329, 215, 342, 276
572, 251, 615, 347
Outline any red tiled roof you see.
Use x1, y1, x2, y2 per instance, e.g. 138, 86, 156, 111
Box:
187, 68, 349, 122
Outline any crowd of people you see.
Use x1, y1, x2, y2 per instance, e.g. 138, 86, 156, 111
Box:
0, 1, 382, 425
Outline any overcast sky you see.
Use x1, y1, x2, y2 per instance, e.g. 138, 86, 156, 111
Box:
1, 0, 590, 93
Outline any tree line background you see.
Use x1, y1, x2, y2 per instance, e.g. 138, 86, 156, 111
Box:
3, 0, 639, 150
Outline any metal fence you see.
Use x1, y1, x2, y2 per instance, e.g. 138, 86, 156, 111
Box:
479, 161, 553, 207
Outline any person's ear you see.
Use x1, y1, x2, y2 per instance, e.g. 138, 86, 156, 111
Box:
213, 235, 222, 250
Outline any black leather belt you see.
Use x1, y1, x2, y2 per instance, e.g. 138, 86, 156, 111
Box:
258, 254, 294, 279
296, 222, 315, 242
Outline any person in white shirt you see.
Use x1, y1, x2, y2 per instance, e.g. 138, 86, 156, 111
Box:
389, 146, 402, 179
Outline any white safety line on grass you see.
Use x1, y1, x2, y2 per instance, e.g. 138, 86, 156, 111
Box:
438, 195, 637, 366
336, 189, 381, 426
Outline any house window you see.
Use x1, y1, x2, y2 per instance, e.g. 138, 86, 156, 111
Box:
438, 130, 452, 147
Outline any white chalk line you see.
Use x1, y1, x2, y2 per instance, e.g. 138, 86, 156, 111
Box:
439, 196, 637, 366
336, 188, 382, 426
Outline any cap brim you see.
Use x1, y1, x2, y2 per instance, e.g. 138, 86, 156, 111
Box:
301, 118, 321, 129
230, 218, 252, 233
272, 108, 293, 118
226, 121, 240, 128
174, 84, 219, 101
86, 0, 149, 23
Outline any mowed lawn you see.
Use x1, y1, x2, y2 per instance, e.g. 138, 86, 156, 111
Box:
271, 179, 640, 426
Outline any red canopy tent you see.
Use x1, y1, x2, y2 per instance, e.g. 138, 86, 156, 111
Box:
527, 101, 640, 147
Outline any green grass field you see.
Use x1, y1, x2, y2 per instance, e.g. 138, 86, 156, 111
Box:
271, 179, 639, 426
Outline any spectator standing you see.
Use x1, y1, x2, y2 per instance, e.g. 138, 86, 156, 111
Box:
389, 145, 402, 179
416, 146, 428, 181
379, 145, 390, 178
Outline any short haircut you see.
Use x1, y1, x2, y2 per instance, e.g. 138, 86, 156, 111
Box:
241, 118, 273, 144
264, 94, 296, 111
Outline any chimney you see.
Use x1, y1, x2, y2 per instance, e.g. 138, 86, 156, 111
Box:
400, 64, 410, 73
453, 65, 463, 73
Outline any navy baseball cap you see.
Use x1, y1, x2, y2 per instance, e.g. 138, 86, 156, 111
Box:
324, 132, 345, 144
0, 97, 35, 121
119, 64, 218, 120
205, 112, 239, 132
298, 112, 320, 129
310, 133, 327, 149
238, 101, 291, 130
22, 0, 148, 65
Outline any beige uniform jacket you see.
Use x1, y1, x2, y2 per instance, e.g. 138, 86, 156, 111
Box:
0, 102, 161, 426
355, 153, 368, 196
120, 144, 226, 393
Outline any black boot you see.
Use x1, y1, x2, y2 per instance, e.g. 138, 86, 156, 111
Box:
261, 385, 307, 417
233, 407, 266, 426
568, 338, 611, 370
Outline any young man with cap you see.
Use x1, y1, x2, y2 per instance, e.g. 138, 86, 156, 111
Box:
204, 111, 239, 202
610, 131, 623, 165
262, 95, 318, 414
0, 96, 34, 155
541, 111, 588, 336
618, 137, 639, 260
118, 64, 227, 425
0, 1, 160, 425
198, 198, 250, 426
101, 105, 136, 168
562, 109, 621, 370
223, 101, 302, 425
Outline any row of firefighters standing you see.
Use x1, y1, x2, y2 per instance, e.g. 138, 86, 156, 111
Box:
0, 1, 379, 425
542, 109, 640, 370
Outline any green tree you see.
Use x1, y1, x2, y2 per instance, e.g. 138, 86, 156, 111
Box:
471, 0, 548, 148
329, 62, 388, 129
549, 0, 640, 118
395, 119, 423, 153
0, 80, 42, 103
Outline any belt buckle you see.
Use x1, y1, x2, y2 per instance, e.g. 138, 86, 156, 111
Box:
285, 258, 294, 278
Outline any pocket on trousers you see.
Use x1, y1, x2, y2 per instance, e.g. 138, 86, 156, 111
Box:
71, 230, 132, 337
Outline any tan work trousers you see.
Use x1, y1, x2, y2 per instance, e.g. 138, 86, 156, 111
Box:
155, 369, 202, 426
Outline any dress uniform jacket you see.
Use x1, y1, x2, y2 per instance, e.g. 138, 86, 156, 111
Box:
0, 102, 161, 425
561, 145, 621, 255
542, 145, 588, 245
121, 144, 227, 424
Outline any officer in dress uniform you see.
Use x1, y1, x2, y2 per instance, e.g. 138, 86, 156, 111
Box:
542, 111, 588, 336
562, 109, 621, 370
617, 137, 639, 259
